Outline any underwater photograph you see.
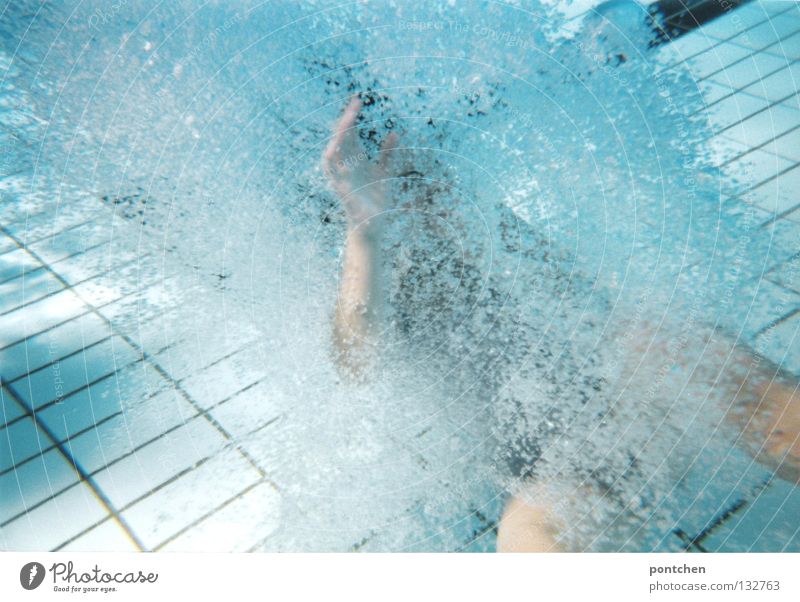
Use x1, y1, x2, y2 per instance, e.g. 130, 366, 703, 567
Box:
0, 0, 798, 566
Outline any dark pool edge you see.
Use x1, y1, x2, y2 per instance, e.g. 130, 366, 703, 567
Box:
648, 0, 753, 46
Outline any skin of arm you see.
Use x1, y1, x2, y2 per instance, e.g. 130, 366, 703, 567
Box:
322, 97, 397, 375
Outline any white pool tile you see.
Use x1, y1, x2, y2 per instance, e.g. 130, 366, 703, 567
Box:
159, 481, 281, 552
0, 248, 41, 283
739, 164, 800, 214
0, 288, 89, 350
705, 134, 751, 164
63, 386, 195, 476
9, 200, 111, 249
52, 244, 141, 290
27, 222, 108, 266
729, 11, 800, 50
0, 448, 80, 524
722, 102, 800, 146
723, 149, 793, 194
12, 336, 141, 411
36, 360, 166, 445
0, 416, 54, 473
120, 448, 261, 550
758, 0, 799, 18
180, 349, 269, 411
0, 268, 63, 315
0, 482, 108, 551
59, 517, 139, 552
696, 79, 735, 104
150, 334, 252, 384
0, 312, 111, 382
761, 126, 800, 161
763, 29, 800, 60
209, 381, 283, 439
743, 62, 800, 102
708, 51, 791, 88
660, 29, 721, 63
91, 416, 227, 510
704, 88, 770, 130
0, 235, 19, 256
684, 42, 755, 80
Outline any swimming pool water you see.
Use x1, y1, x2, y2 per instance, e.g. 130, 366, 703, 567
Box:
1, 0, 798, 551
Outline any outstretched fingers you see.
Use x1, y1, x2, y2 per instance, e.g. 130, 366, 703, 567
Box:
323, 96, 362, 176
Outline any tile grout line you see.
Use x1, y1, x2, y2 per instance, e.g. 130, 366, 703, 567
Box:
0, 382, 146, 551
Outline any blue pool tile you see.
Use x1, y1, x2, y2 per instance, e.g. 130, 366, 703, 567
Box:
701, 480, 800, 551
36, 360, 166, 444
0, 448, 79, 524
1, 387, 27, 427
0, 248, 40, 283
0, 482, 108, 551
0, 416, 54, 473
0, 268, 63, 315
12, 336, 141, 411
62, 386, 195, 476
0, 312, 111, 382
0, 288, 90, 350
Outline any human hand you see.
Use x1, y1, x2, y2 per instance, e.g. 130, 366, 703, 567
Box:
322, 97, 398, 229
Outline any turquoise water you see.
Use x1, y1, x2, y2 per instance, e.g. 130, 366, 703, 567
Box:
2, 0, 797, 551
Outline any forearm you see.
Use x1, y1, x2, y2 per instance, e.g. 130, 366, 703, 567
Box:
334, 226, 382, 365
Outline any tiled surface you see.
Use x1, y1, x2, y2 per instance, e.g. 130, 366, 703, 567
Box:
652, 0, 800, 551
0, 0, 798, 553
0, 223, 276, 551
